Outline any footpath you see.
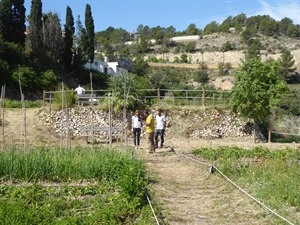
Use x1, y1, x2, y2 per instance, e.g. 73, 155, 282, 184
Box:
137, 137, 278, 225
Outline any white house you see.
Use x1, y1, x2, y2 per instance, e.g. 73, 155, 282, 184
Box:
84, 56, 129, 75
170, 35, 201, 42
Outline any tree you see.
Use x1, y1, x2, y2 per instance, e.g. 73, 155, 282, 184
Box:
130, 55, 149, 76
43, 12, 62, 59
203, 21, 219, 35
28, 0, 43, 53
0, 0, 13, 42
245, 39, 262, 60
195, 62, 209, 83
231, 58, 287, 140
184, 23, 199, 35
0, 0, 26, 46
62, 6, 74, 73
277, 49, 296, 82
84, 4, 94, 63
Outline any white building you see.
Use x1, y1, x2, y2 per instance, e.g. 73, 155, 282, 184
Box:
170, 35, 201, 42
84, 56, 129, 75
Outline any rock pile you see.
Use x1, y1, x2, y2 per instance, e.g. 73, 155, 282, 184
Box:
40, 108, 266, 142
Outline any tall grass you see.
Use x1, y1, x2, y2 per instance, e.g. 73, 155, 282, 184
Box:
192, 146, 300, 224
0, 146, 153, 224
0, 146, 145, 183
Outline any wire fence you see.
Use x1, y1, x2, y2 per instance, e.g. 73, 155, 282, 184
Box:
43, 88, 232, 107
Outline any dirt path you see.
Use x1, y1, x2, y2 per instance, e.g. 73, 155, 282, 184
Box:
136, 137, 295, 225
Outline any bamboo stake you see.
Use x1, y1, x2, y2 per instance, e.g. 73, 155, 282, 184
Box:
60, 82, 64, 150
90, 71, 94, 148
1, 85, 5, 150
19, 77, 26, 152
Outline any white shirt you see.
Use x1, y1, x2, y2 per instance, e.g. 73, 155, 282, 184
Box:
74, 86, 85, 95
155, 114, 166, 129
132, 115, 142, 128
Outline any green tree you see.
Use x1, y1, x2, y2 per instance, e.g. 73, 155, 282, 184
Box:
0, 0, 26, 46
185, 41, 196, 53
184, 23, 199, 35
130, 55, 149, 76
218, 16, 232, 33
279, 17, 293, 35
28, 0, 43, 53
107, 72, 136, 111
73, 15, 86, 71
231, 58, 287, 139
195, 62, 209, 83
232, 13, 247, 32
62, 6, 74, 73
84, 4, 94, 63
277, 49, 296, 82
43, 12, 62, 59
245, 39, 261, 60
203, 21, 219, 35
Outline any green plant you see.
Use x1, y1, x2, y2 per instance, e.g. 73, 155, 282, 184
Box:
53, 90, 76, 109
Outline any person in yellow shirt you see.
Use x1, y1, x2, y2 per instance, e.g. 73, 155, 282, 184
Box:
143, 110, 155, 153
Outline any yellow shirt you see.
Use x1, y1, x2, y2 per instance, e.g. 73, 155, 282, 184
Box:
145, 114, 155, 133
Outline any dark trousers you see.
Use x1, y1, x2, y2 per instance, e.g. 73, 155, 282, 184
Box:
155, 129, 165, 148
133, 128, 141, 146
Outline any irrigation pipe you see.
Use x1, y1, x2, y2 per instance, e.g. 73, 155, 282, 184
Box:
180, 152, 295, 225
146, 190, 160, 225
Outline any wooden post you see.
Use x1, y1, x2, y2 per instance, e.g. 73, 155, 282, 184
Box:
202, 88, 205, 107
157, 88, 160, 105
43, 90, 45, 106
1, 85, 5, 150
268, 130, 271, 143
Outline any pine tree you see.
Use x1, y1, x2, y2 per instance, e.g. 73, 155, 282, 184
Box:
84, 4, 94, 63
0, 0, 26, 46
62, 6, 74, 73
0, 0, 13, 42
28, 0, 43, 52
43, 12, 62, 59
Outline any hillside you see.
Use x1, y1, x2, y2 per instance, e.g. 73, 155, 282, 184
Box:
146, 33, 300, 73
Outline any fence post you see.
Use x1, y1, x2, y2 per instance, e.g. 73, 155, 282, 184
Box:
268, 130, 271, 143
202, 88, 205, 107
43, 90, 45, 106
157, 88, 160, 105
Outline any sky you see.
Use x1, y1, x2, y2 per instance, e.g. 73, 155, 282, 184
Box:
24, 0, 300, 32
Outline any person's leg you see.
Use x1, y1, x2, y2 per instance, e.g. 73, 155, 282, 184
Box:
154, 130, 159, 148
136, 128, 141, 147
146, 132, 152, 153
133, 128, 137, 147
160, 129, 165, 148
150, 132, 155, 152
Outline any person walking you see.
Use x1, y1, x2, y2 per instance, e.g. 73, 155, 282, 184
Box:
155, 109, 166, 148
143, 110, 155, 154
131, 110, 142, 149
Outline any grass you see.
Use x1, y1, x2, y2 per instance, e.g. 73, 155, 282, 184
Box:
192, 146, 300, 224
0, 146, 156, 225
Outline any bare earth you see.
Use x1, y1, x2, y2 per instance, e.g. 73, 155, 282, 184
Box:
1, 108, 299, 225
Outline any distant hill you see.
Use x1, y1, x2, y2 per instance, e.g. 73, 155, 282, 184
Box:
145, 33, 300, 72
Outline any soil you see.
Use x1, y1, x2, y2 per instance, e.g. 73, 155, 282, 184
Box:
1, 108, 298, 224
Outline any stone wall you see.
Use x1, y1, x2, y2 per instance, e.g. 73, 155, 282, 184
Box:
40, 107, 266, 142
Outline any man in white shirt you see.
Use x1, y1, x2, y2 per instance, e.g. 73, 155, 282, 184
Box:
74, 84, 85, 95
155, 109, 166, 149
131, 110, 142, 149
